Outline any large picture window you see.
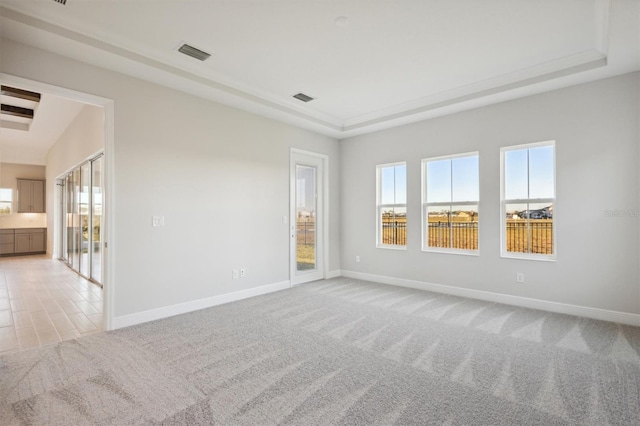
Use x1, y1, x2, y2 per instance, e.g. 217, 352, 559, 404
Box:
501, 141, 555, 259
422, 153, 479, 254
376, 162, 407, 248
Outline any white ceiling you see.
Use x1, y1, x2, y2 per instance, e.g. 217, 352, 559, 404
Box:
0, 92, 84, 165
0, 0, 638, 139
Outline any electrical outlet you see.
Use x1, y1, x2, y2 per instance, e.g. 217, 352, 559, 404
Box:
240, 268, 246, 278
232, 269, 239, 279
355, 255, 360, 262
152, 216, 164, 227
516, 272, 525, 283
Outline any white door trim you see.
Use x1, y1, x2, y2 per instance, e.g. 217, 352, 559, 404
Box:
290, 148, 329, 286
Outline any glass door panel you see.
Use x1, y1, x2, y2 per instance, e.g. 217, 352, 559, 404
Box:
295, 165, 317, 272
91, 156, 103, 284
72, 168, 81, 269
64, 174, 73, 264
60, 156, 105, 285
79, 163, 90, 276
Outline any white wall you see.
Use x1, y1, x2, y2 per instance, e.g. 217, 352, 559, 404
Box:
1, 39, 340, 320
340, 72, 640, 315
45, 104, 105, 256
0, 163, 47, 229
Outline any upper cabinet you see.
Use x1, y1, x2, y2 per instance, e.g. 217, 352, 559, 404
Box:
17, 179, 45, 213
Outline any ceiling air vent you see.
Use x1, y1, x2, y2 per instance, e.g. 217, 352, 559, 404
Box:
52, 0, 67, 5
293, 93, 314, 102
178, 43, 211, 61
1, 104, 34, 119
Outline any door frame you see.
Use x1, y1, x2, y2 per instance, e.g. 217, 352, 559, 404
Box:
1, 73, 116, 331
290, 148, 329, 286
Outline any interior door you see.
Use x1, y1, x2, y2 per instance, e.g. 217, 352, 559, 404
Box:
290, 151, 325, 285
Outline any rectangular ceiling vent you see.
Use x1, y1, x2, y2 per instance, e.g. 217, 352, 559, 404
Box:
52, 0, 67, 5
293, 93, 314, 102
1, 86, 41, 102
1, 104, 35, 119
178, 43, 211, 61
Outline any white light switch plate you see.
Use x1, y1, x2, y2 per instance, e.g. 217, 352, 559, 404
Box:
152, 216, 164, 227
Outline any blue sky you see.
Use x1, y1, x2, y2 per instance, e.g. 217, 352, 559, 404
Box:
380, 165, 407, 204
380, 146, 554, 205
427, 155, 479, 203
505, 145, 554, 200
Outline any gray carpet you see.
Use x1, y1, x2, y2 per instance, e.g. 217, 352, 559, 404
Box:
1, 277, 639, 425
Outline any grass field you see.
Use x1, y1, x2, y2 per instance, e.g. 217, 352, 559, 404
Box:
296, 216, 553, 267
296, 221, 316, 270
296, 244, 316, 270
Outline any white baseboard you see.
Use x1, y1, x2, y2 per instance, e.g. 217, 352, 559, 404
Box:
326, 269, 341, 279
113, 280, 290, 329
340, 270, 640, 327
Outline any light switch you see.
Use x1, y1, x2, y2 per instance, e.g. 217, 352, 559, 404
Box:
282, 216, 288, 224
152, 216, 164, 227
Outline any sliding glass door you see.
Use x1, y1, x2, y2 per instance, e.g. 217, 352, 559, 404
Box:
91, 157, 103, 283
60, 154, 104, 285
79, 163, 90, 276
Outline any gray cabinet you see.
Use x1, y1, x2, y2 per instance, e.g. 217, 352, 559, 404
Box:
17, 179, 45, 213
12, 228, 46, 254
0, 230, 15, 255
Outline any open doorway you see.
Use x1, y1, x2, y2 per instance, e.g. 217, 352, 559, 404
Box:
0, 73, 114, 346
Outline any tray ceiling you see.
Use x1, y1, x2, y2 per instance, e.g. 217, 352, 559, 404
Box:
0, 0, 638, 138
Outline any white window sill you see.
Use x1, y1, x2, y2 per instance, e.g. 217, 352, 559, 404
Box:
376, 244, 407, 251
423, 248, 479, 257
501, 253, 556, 262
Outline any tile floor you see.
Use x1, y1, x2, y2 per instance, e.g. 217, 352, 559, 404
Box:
0, 255, 103, 355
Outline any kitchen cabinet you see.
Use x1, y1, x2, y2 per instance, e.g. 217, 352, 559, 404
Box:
17, 179, 45, 213
12, 228, 46, 254
0, 229, 14, 255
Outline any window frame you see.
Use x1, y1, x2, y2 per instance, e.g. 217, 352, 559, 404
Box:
376, 162, 407, 250
421, 152, 480, 256
0, 188, 12, 215
500, 140, 556, 261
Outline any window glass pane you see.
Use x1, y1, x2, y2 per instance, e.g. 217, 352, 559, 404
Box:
380, 166, 396, 204
0, 188, 11, 201
426, 159, 451, 203
504, 149, 528, 200
527, 202, 553, 255
505, 203, 529, 253
452, 155, 479, 202
296, 165, 317, 271
394, 165, 407, 204
451, 204, 478, 250
0, 188, 11, 215
529, 145, 554, 199
380, 206, 406, 246
426, 206, 450, 248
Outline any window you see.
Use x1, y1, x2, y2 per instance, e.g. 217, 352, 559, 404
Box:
376, 163, 407, 248
0, 188, 12, 215
501, 141, 555, 259
422, 153, 479, 254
